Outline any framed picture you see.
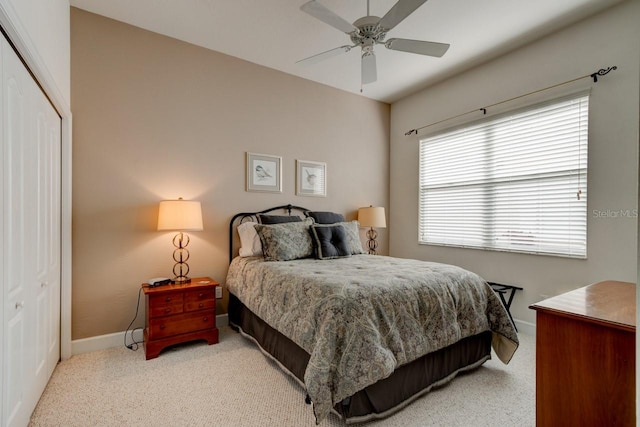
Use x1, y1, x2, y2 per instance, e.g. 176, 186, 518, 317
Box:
296, 159, 326, 197
246, 152, 282, 193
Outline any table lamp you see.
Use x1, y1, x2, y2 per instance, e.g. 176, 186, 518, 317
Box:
157, 198, 203, 283
358, 206, 386, 255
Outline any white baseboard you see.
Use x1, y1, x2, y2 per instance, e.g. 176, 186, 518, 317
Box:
71, 313, 229, 356
514, 318, 536, 336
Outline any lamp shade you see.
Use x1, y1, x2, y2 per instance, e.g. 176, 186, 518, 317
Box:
157, 199, 203, 231
358, 206, 386, 228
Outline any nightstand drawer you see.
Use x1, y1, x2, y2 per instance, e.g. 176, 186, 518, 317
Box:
148, 293, 184, 317
148, 310, 215, 339
184, 289, 215, 312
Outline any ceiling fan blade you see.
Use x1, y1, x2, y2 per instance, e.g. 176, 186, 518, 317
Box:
385, 38, 450, 57
361, 52, 377, 85
300, 1, 358, 34
296, 45, 353, 65
378, 0, 429, 31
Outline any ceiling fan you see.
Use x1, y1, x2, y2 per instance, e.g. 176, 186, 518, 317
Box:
297, 0, 450, 86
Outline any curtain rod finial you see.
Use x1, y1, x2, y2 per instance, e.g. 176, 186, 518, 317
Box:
590, 65, 617, 83
405, 129, 417, 136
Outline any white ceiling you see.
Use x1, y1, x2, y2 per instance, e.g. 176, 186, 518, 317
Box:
69, 0, 623, 103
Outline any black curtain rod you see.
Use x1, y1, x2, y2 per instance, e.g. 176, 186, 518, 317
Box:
404, 66, 617, 136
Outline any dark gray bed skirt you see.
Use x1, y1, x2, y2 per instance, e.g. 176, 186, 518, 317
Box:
228, 293, 492, 423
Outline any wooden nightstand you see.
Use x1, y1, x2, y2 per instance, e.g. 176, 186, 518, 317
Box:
143, 277, 219, 360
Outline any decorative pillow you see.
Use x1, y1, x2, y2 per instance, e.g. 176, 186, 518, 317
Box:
237, 221, 262, 257
338, 221, 366, 255
305, 211, 345, 224
257, 214, 303, 224
254, 218, 314, 261
310, 224, 351, 259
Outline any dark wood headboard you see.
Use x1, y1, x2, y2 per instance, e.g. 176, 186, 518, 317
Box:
228, 204, 310, 263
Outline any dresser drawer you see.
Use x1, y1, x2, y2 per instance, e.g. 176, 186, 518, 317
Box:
184, 289, 215, 312
148, 310, 215, 340
148, 293, 184, 317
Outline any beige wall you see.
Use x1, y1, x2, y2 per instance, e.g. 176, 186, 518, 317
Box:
70, 8, 390, 340
390, 0, 639, 326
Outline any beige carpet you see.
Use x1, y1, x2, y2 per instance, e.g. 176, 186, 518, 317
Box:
30, 327, 535, 426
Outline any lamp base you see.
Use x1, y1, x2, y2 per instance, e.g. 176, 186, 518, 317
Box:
366, 227, 378, 255
171, 232, 192, 284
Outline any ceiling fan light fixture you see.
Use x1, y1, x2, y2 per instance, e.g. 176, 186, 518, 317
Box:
362, 51, 377, 84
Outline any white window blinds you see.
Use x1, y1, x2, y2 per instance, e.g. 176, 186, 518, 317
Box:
419, 93, 589, 258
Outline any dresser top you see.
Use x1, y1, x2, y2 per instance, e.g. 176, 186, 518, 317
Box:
530, 280, 636, 332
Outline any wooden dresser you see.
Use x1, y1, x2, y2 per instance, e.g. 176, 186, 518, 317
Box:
143, 277, 219, 360
530, 281, 636, 427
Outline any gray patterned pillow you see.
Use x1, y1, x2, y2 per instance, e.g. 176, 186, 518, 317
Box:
338, 221, 366, 255
255, 217, 315, 261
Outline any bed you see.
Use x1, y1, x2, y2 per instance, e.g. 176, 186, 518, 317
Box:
226, 205, 518, 424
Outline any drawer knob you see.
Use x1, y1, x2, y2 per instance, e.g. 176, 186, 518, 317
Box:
199, 293, 204, 298
165, 297, 171, 302
159, 324, 166, 330
203, 317, 208, 322
198, 303, 204, 308
164, 308, 171, 314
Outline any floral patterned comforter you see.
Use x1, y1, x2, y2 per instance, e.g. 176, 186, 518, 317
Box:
226, 255, 519, 423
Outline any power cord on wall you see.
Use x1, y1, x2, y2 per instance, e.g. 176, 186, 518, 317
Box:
124, 286, 146, 351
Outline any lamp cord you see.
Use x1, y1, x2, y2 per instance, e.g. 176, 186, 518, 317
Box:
124, 286, 145, 351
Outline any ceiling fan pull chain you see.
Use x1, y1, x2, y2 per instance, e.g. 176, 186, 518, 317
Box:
367, 0, 370, 17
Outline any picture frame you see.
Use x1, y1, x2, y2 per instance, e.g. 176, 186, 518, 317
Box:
296, 159, 326, 197
246, 152, 282, 193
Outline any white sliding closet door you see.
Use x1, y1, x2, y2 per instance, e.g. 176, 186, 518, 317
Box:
1, 33, 61, 427
2, 34, 30, 427
32, 59, 61, 405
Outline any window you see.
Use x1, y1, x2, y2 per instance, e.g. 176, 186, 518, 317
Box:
419, 93, 589, 258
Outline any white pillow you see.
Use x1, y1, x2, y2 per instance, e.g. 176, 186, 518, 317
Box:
237, 221, 262, 257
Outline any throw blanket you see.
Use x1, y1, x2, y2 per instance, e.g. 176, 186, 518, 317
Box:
226, 255, 519, 423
